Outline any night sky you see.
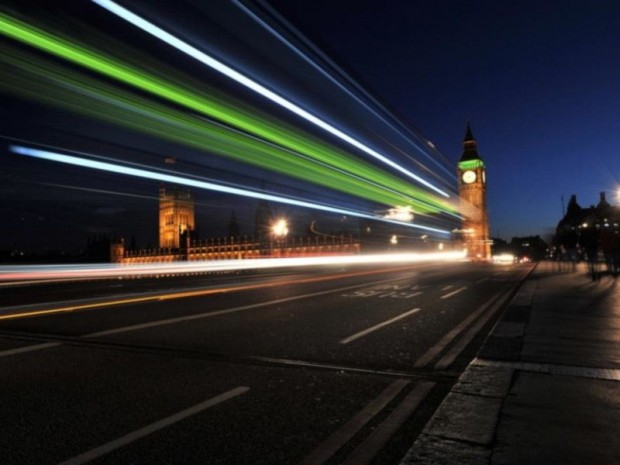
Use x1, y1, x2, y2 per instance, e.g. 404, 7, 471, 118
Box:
267, 0, 620, 238
1, 0, 620, 254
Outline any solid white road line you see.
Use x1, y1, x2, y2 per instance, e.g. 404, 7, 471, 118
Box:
0, 276, 416, 357
58, 386, 250, 465
441, 285, 453, 291
339, 308, 421, 345
440, 286, 467, 299
341, 381, 436, 465
298, 379, 410, 465
85, 277, 410, 338
434, 289, 509, 370
0, 342, 61, 358
414, 291, 501, 368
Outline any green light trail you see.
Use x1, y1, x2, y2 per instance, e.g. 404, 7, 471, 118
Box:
0, 47, 442, 211
0, 12, 457, 215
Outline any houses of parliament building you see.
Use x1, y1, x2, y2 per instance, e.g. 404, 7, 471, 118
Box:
110, 124, 489, 264
110, 185, 360, 264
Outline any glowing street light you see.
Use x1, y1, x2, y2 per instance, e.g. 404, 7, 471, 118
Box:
271, 219, 289, 238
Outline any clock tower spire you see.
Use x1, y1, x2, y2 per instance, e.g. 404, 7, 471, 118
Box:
457, 123, 491, 260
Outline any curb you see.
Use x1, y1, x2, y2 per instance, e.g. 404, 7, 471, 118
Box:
399, 264, 537, 465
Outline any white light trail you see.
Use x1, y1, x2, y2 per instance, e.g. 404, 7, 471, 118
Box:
232, 0, 457, 181
0, 251, 467, 283
10, 145, 450, 234
384, 206, 414, 222
91, 0, 450, 198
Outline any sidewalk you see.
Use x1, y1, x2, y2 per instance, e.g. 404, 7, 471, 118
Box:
400, 261, 620, 464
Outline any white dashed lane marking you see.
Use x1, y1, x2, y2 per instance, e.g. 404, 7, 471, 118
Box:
58, 386, 250, 465
440, 286, 467, 299
339, 308, 421, 344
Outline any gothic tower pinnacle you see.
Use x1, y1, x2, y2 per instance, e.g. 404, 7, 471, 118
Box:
457, 123, 491, 260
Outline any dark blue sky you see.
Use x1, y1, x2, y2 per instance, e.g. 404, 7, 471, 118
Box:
269, 0, 620, 239
2, 0, 620, 253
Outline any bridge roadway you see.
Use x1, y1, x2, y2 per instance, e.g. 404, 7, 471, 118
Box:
0, 261, 533, 465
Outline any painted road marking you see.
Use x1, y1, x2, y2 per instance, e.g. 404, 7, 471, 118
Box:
0, 276, 419, 355
58, 386, 249, 465
298, 379, 410, 465
476, 277, 489, 284
342, 280, 425, 299
415, 291, 501, 368
343, 289, 422, 299
435, 287, 515, 370
441, 285, 453, 291
0, 296, 161, 321
378, 291, 422, 299
418, 266, 536, 369
0, 342, 61, 358
339, 308, 421, 345
0, 265, 417, 321
86, 277, 415, 338
440, 286, 467, 299
341, 381, 435, 465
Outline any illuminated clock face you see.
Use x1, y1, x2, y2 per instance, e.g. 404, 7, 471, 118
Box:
462, 170, 476, 184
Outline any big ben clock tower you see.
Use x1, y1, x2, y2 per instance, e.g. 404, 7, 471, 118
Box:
457, 123, 491, 260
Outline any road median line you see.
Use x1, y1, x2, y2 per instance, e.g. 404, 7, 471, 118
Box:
0, 267, 418, 322
0, 295, 161, 321
0, 341, 62, 358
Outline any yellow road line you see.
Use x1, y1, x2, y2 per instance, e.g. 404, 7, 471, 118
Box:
0, 265, 416, 321
0, 296, 160, 321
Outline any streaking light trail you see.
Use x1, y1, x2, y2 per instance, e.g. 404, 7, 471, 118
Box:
0, 251, 466, 284
91, 0, 450, 198
0, 46, 425, 211
231, 0, 457, 181
0, 12, 455, 214
10, 145, 451, 234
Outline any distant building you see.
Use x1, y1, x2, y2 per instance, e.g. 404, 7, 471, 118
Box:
457, 123, 491, 260
111, 187, 360, 263
158, 185, 195, 249
555, 192, 620, 258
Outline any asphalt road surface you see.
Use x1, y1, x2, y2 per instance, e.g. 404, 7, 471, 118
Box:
0, 260, 534, 464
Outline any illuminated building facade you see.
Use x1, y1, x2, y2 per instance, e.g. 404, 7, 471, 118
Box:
457, 123, 491, 260
112, 235, 360, 264
111, 188, 360, 264
159, 185, 195, 249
